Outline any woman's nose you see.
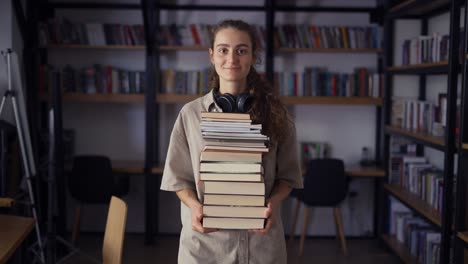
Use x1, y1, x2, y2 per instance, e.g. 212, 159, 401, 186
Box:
228, 51, 239, 62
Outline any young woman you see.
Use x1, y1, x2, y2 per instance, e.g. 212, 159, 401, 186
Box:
160, 19, 303, 264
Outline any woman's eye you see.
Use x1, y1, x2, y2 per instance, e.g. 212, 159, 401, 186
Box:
218, 48, 228, 54
237, 49, 248, 55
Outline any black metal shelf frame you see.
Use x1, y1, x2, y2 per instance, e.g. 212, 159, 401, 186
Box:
454, 0, 468, 261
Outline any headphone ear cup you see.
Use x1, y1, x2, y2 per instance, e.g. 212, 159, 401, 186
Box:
237, 93, 254, 113
217, 93, 237, 112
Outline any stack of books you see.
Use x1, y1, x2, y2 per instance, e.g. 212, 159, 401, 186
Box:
200, 112, 269, 229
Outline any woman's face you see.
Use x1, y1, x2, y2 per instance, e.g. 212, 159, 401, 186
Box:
209, 27, 255, 90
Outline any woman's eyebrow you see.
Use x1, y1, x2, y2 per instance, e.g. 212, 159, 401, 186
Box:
215, 43, 250, 48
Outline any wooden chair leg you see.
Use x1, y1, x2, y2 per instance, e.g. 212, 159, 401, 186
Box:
72, 204, 82, 244
333, 207, 348, 256
289, 199, 301, 242
299, 207, 310, 257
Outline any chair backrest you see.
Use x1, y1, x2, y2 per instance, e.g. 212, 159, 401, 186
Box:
301, 158, 348, 207
103, 196, 128, 264
69, 155, 114, 203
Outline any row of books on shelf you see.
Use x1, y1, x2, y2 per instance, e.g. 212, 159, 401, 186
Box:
274, 67, 382, 98
273, 24, 381, 49
391, 94, 452, 137
160, 69, 211, 96
199, 112, 269, 229
39, 18, 145, 46
299, 142, 329, 170
40, 18, 381, 50
39, 64, 146, 95
389, 136, 444, 212
160, 67, 382, 98
389, 198, 441, 264
402, 33, 450, 65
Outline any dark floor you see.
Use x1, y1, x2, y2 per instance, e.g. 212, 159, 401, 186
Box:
61, 234, 402, 264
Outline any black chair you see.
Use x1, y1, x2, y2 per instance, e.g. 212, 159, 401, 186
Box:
289, 158, 348, 256
68, 155, 129, 244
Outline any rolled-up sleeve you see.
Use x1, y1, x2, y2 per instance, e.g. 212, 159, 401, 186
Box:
160, 112, 196, 192
275, 120, 303, 189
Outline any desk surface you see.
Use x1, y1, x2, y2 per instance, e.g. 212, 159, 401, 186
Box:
345, 165, 385, 177
0, 215, 35, 264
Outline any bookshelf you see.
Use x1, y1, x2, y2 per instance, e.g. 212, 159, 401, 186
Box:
381, 0, 462, 263
40, 92, 145, 104
34, 1, 159, 245
384, 184, 441, 227
381, 235, 420, 264
46, 44, 146, 50
276, 48, 383, 54
385, 126, 445, 150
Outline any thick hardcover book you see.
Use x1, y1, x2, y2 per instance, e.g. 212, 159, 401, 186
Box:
200, 150, 262, 163
203, 205, 267, 218
203, 181, 265, 195
200, 162, 262, 173
203, 194, 265, 206
200, 172, 263, 182
203, 217, 265, 229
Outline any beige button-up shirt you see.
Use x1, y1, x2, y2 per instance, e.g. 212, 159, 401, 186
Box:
160, 91, 303, 264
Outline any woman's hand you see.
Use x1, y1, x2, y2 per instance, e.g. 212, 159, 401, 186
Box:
190, 202, 218, 234
176, 188, 218, 234
249, 200, 278, 234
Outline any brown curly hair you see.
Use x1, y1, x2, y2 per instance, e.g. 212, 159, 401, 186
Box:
208, 19, 291, 142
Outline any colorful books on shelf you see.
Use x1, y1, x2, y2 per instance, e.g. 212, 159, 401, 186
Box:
38, 64, 146, 95
388, 198, 441, 263
200, 112, 268, 230
389, 137, 444, 212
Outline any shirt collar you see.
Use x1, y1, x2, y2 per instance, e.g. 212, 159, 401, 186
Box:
202, 89, 222, 112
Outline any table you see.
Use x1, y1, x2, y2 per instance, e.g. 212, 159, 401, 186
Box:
0, 214, 35, 264
345, 164, 385, 237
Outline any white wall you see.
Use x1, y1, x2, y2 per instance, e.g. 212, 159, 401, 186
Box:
54, 0, 380, 236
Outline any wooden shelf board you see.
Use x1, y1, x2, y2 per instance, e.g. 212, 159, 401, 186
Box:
381, 234, 420, 264
458, 232, 468, 244
462, 143, 468, 150
385, 126, 445, 148
384, 184, 441, 227
345, 165, 385, 177
156, 94, 201, 103
277, 48, 383, 53
46, 45, 208, 51
40, 93, 145, 103
280, 96, 383, 105
160, 45, 207, 51
387, 61, 448, 71
46, 44, 145, 50
388, 0, 450, 17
